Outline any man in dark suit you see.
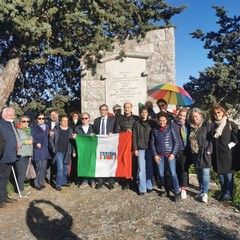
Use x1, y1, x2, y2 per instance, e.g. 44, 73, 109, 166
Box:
0, 107, 18, 208
93, 104, 116, 189
46, 109, 59, 185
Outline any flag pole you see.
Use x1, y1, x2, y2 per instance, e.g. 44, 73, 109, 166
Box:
12, 166, 22, 198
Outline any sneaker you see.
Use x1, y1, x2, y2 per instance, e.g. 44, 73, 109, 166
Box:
194, 191, 203, 199
56, 186, 62, 191
201, 193, 208, 203
181, 189, 187, 199
80, 183, 89, 189
20, 190, 28, 197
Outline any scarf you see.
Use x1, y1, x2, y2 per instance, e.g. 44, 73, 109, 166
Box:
214, 116, 227, 139
38, 123, 46, 131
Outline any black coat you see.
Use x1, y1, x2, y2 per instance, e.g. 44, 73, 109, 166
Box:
93, 116, 116, 134
132, 119, 154, 150
74, 124, 94, 135
212, 120, 239, 173
49, 125, 74, 165
0, 120, 17, 164
114, 114, 140, 133
189, 122, 213, 168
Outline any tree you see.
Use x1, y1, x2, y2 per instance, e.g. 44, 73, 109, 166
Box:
184, 6, 240, 116
0, 0, 186, 109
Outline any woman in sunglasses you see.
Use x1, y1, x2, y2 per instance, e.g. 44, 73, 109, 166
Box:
72, 112, 95, 188
15, 116, 33, 197
31, 113, 50, 190
210, 104, 238, 201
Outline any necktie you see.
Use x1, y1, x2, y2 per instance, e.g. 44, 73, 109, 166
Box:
101, 118, 105, 135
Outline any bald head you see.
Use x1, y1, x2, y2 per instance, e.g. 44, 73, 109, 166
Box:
2, 107, 15, 122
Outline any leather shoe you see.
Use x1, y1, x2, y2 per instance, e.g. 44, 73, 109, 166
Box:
0, 202, 7, 208
108, 183, 114, 190
95, 183, 103, 189
63, 183, 71, 187
4, 197, 17, 203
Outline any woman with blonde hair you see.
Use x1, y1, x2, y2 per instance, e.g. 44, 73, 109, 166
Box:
210, 104, 238, 201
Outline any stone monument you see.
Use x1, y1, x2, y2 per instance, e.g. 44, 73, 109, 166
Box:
81, 28, 175, 121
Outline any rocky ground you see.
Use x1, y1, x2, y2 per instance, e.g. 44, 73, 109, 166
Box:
0, 175, 240, 240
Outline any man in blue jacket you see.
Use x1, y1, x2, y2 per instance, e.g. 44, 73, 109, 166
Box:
0, 107, 18, 208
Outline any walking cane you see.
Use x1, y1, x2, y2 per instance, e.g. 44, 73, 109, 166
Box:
11, 166, 22, 198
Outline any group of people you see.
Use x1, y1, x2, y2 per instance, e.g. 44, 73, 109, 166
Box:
0, 99, 239, 208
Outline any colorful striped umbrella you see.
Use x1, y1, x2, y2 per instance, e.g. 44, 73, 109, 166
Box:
147, 83, 193, 106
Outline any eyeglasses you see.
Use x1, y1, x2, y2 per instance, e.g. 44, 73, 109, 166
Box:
158, 104, 165, 107
22, 120, 30, 123
38, 118, 45, 120
213, 112, 221, 115
81, 118, 88, 120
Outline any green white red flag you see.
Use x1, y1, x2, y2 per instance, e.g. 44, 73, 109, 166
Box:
75, 132, 132, 178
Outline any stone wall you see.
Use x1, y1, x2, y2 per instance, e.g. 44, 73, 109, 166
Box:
81, 28, 175, 121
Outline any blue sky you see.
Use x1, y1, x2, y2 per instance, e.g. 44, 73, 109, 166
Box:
167, 0, 240, 87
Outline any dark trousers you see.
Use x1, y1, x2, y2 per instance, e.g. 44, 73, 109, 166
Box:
0, 163, 12, 201
176, 150, 189, 188
33, 160, 48, 188
69, 156, 78, 183
15, 156, 29, 191
97, 177, 114, 185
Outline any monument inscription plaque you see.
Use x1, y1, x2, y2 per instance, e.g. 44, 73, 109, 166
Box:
105, 57, 147, 114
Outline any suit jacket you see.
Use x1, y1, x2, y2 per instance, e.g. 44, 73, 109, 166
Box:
93, 116, 116, 134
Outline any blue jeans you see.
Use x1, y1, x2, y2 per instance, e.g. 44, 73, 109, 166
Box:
157, 156, 180, 194
218, 173, 234, 197
138, 149, 153, 193
55, 152, 69, 188
192, 153, 210, 194
195, 168, 210, 194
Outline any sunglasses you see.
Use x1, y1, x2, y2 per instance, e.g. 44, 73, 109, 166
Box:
22, 120, 30, 123
38, 118, 45, 120
81, 117, 88, 120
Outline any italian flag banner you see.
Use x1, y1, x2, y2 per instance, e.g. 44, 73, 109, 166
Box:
76, 132, 132, 178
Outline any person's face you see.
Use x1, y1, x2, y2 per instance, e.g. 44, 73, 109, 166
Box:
72, 114, 79, 120
60, 117, 69, 127
37, 115, 45, 124
100, 106, 108, 117
158, 116, 167, 127
20, 118, 30, 128
213, 109, 224, 121
178, 111, 187, 124
191, 112, 202, 126
81, 114, 89, 125
141, 110, 148, 120
2, 109, 15, 122
124, 103, 132, 116
158, 102, 167, 111
114, 108, 122, 116
50, 111, 58, 122
145, 101, 153, 109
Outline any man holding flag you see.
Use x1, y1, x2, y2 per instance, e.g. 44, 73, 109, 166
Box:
93, 104, 116, 189
114, 102, 140, 190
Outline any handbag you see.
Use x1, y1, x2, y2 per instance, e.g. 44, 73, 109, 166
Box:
25, 159, 36, 179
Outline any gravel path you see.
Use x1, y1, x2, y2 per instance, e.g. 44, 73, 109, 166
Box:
0, 175, 240, 240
